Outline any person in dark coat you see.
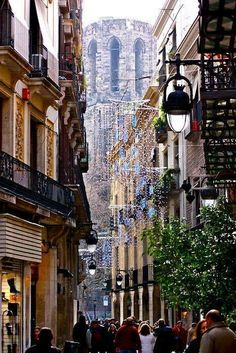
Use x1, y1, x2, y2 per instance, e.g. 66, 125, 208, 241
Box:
25, 327, 61, 353
90, 320, 107, 353
72, 314, 88, 353
106, 323, 117, 353
153, 319, 175, 353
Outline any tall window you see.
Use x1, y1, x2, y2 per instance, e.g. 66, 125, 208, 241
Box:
88, 39, 97, 93
135, 39, 144, 95
110, 38, 120, 92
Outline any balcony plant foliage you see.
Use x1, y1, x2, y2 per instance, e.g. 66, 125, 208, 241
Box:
153, 105, 167, 132
142, 198, 236, 317
153, 169, 177, 207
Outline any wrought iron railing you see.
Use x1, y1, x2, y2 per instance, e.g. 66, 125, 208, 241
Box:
0, 8, 14, 47
59, 52, 74, 80
201, 55, 236, 92
0, 151, 74, 216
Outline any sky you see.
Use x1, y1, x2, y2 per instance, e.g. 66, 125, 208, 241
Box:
82, 0, 164, 27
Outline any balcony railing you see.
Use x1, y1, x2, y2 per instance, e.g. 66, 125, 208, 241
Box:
59, 52, 74, 80
0, 151, 74, 216
0, 8, 14, 47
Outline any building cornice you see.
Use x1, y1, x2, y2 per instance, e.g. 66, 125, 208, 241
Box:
152, 0, 178, 39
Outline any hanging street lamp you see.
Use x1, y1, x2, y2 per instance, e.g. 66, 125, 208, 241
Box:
88, 258, 96, 275
116, 269, 133, 286
86, 229, 98, 253
163, 53, 199, 133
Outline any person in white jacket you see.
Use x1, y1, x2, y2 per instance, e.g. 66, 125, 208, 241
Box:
139, 323, 156, 353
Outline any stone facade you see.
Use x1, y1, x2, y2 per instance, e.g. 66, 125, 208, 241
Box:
82, 18, 156, 319
83, 17, 155, 234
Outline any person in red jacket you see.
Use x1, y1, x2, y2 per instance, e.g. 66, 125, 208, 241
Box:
172, 321, 187, 353
115, 317, 141, 353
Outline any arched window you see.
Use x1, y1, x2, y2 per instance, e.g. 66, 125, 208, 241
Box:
88, 39, 97, 93
134, 39, 144, 95
110, 38, 120, 92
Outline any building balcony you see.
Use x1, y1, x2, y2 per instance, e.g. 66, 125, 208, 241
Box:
78, 90, 87, 114
0, 7, 32, 77
0, 7, 14, 47
59, 0, 68, 11
79, 148, 89, 173
63, 18, 74, 39
155, 126, 168, 143
59, 52, 74, 80
0, 151, 74, 217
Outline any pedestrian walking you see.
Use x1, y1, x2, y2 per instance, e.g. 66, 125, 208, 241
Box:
72, 314, 88, 353
185, 319, 207, 353
32, 326, 41, 345
172, 321, 187, 353
139, 323, 156, 353
106, 323, 117, 353
186, 323, 197, 347
153, 319, 175, 353
90, 320, 106, 353
25, 327, 61, 353
199, 309, 236, 353
115, 316, 141, 353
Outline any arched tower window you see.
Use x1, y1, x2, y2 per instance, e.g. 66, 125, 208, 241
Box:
110, 38, 120, 92
88, 39, 97, 93
134, 39, 145, 95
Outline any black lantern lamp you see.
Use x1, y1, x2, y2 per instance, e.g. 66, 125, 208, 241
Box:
116, 269, 133, 286
181, 178, 192, 193
86, 229, 98, 253
88, 258, 96, 275
116, 273, 123, 286
186, 192, 195, 203
163, 54, 193, 133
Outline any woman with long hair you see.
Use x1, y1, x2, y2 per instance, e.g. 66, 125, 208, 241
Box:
139, 323, 156, 353
185, 319, 207, 353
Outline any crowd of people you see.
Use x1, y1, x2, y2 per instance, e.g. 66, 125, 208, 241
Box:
25, 309, 236, 353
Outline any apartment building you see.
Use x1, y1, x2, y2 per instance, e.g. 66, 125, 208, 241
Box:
0, 0, 90, 351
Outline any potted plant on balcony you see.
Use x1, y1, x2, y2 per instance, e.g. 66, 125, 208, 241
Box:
159, 168, 178, 191
153, 106, 168, 143
152, 169, 176, 208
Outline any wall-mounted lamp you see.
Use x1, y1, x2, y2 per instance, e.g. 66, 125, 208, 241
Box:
116, 269, 133, 286
186, 192, 195, 203
57, 268, 73, 278
88, 258, 96, 275
163, 54, 200, 133
185, 176, 219, 204
181, 178, 192, 193
86, 229, 98, 253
